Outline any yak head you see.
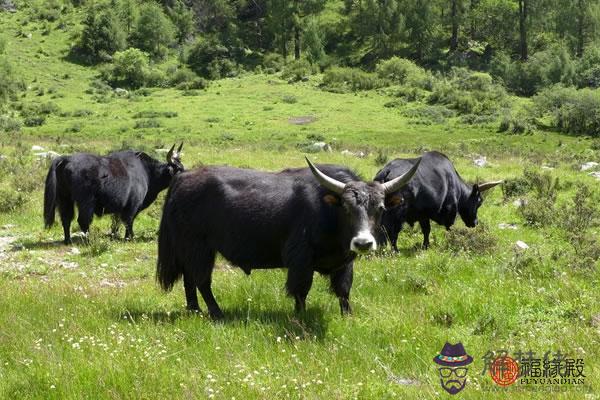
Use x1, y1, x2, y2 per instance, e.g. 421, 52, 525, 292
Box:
165, 143, 185, 176
460, 181, 503, 227
306, 157, 421, 254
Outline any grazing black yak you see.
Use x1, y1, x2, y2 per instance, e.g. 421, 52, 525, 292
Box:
44, 144, 184, 244
374, 151, 502, 250
156, 157, 420, 319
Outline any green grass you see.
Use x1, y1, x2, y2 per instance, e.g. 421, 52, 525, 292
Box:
1, 7, 600, 400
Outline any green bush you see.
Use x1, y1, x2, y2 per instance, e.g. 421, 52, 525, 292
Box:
401, 105, 454, 125
187, 37, 238, 80
444, 225, 496, 255
321, 67, 385, 92
0, 115, 21, 133
576, 46, 600, 88
375, 57, 427, 87
0, 187, 26, 212
263, 53, 284, 74
428, 68, 507, 115
0, 56, 24, 105
131, 3, 175, 60
490, 45, 576, 96
73, 2, 126, 63
102, 48, 159, 89
498, 112, 535, 134
533, 86, 600, 136
281, 59, 317, 83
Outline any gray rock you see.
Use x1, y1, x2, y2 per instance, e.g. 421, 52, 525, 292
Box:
589, 171, 600, 181
581, 162, 599, 171
31, 145, 45, 152
307, 142, 332, 153
498, 223, 518, 230
515, 240, 529, 250
114, 88, 129, 96
473, 156, 487, 167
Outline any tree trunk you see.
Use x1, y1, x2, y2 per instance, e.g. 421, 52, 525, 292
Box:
577, 0, 585, 57
294, 25, 301, 60
470, 0, 478, 39
450, 0, 459, 52
281, 20, 287, 60
519, 0, 528, 61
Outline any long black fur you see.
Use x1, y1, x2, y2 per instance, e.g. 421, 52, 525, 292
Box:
43, 150, 183, 244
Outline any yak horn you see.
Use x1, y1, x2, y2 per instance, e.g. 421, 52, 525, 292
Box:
166, 144, 175, 163
305, 157, 346, 194
478, 180, 503, 192
177, 142, 183, 154
381, 158, 421, 194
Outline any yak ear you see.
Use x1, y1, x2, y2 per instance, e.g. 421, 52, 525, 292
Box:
323, 194, 340, 205
385, 194, 403, 208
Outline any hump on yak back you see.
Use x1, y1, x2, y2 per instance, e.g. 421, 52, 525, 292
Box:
375, 151, 455, 183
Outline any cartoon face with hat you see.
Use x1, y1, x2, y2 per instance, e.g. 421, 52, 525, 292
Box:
433, 342, 473, 395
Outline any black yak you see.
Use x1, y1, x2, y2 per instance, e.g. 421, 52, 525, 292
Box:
374, 151, 502, 250
44, 144, 184, 244
156, 157, 420, 319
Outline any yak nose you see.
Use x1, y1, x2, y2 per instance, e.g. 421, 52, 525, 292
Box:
351, 233, 376, 253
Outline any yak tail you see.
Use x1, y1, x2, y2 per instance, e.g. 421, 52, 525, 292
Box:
156, 192, 182, 291
44, 156, 63, 228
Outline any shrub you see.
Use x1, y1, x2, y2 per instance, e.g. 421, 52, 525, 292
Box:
401, 105, 454, 125
444, 225, 496, 254
73, 2, 126, 63
517, 168, 560, 227
533, 86, 600, 136
102, 48, 153, 89
321, 67, 385, 92
577, 46, 600, 88
134, 119, 162, 129
0, 115, 21, 133
168, 67, 197, 86
429, 68, 508, 115
176, 78, 208, 90
0, 187, 26, 212
375, 57, 427, 87
187, 37, 238, 80
498, 112, 535, 134
303, 17, 325, 65
131, 3, 175, 60
491, 45, 576, 96
0, 56, 24, 104
263, 53, 284, 74
281, 59, 317, 83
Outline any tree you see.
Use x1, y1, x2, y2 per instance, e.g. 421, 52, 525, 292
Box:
132, 3, 175, 59
169, 0, 194, 45
119, 0, 138, 37
77, 2, 126, 62
518, 0, 528, 60
303, 17, 325, 64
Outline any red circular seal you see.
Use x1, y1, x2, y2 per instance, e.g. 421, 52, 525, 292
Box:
489, 356, 519, 386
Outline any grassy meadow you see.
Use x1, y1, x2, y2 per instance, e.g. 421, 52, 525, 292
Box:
1, 8, 600, 400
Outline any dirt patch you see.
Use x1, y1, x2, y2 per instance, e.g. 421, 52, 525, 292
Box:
288, 116, 316, 125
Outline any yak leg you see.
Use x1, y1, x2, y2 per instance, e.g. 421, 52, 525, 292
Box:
186, 248, 222, 319
58, 195, 74, 245
183, 270, 200, 312
419, 219, 431, 249
330, 262, 354, 315
286, 266, 314, 313
198, 268, 223, 320
389, 224, 401, 252
76, 200, 94, 242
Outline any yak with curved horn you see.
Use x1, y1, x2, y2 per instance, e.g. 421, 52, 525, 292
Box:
157, 157, 421, 319
374, 151, 502, 250
44, 143, 184, 244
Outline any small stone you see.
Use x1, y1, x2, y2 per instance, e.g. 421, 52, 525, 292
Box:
581, 162, 599, 171
473, 156, 487, 167
69, 247, 80, 255
498, 223, 518, 230
513, 199, 528, 207
31, 145, 45, 151
589, 171, 600, 181
60, 261, 79, 269
515, 240, 529, 250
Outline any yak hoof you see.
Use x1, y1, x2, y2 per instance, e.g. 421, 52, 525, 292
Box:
209, 309, 225, 321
